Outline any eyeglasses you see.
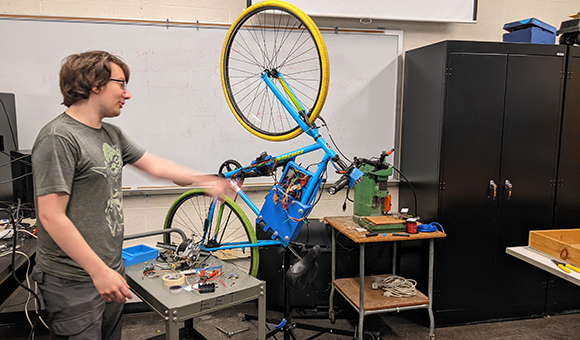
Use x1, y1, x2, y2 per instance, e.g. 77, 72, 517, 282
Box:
109, 78, 127, 91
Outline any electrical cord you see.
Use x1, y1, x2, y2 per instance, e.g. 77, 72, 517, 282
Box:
30, 282, 49, 330
0, 207, 42, 340
0, 250, 48, 331
0, 201, 35, 221
0, 152, 33, 169
18, 229, 38, 239
341, 186, 352, 212
332, 228, 354, 251
417, 222, 445, 233
0, 250, 32, 330
390, 165, 418, 217
318, 115, 354, 164
372, 275, 417, 298
310, 166, 327, 208
0, 172, 34, 186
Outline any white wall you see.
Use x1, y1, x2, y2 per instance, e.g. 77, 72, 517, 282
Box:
2, 0, 577, 247
2, 0, 576, 51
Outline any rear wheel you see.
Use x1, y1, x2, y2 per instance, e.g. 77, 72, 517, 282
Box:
164, 189, 259, 277
221, 0, 330, 141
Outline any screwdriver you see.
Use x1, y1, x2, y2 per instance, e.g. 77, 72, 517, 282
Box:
392, 233, 410, 237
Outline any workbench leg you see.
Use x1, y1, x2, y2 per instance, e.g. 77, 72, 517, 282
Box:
392, 241, 398, 274
165, 309, 180, 340
358, 243, 365, 340
258, 282, 266, 340
329, 226, 336, 323
428, 239, 435, 338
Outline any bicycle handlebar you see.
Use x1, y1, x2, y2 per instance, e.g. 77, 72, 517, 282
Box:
327, 175, 350, 195
327, 155, 365, 195
331, 155, 349, 172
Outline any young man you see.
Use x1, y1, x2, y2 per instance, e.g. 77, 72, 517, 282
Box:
31, 50, 229, 339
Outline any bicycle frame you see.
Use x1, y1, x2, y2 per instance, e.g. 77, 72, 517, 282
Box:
201, 70, 362, 251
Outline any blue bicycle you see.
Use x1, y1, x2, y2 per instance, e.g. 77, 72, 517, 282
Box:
163, 0, 363, 279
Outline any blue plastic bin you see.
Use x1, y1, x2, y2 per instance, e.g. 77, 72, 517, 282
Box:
503, 18, 556, 44
122, 244, 158, 266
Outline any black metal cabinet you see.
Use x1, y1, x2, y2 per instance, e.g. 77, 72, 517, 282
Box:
547, 46, 580, 314
399, 41, 568, 325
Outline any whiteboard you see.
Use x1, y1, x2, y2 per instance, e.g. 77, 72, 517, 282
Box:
0, 16, 402, 190
253, 0, 477, 23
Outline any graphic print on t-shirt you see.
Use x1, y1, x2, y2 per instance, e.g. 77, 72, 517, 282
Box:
91, 143, 123, 237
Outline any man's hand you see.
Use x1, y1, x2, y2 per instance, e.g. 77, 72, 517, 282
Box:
207, 177, 235, 198
91, 267, 133, 303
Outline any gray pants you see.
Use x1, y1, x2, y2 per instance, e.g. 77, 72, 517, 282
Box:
31, 268, 124, 340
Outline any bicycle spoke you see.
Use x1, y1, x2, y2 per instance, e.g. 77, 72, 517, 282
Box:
236, 29, 266, 68
230, 75, 264, 102
283, 55, 318, 69
171, 197, 201, 238
277, 28, 310, 71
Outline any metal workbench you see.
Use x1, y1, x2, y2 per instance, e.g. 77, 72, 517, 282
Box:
126, 259, 266, 340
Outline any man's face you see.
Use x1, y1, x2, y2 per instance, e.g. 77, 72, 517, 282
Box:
96, 63, 131, 118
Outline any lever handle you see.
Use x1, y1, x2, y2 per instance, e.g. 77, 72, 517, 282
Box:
505, 179, 513, 199
489, 180, 497, 200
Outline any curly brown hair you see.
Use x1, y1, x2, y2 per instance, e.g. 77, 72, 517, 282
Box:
60, 50, 130, 107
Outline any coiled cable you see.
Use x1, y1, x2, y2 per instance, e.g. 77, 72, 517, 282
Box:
417, 222, 445, 233
372, 275, 417, 298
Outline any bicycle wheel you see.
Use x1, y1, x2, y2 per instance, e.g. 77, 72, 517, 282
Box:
221, 0, 330, 141
164, 189, 259, 277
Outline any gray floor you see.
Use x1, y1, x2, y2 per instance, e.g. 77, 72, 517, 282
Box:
2, 302, 580, 340
2, 275, 580, 340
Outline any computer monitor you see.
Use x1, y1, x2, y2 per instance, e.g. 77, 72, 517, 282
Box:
0, 93, 18, 205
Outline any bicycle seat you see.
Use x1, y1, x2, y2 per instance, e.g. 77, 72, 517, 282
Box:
285, 244, 321, 290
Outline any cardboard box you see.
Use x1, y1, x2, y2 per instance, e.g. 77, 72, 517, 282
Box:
529, 229, 580, 266
503, 18, 556, 44
122, 244, 158, 267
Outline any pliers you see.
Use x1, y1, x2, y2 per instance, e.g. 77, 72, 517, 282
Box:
551, 259, 580, 274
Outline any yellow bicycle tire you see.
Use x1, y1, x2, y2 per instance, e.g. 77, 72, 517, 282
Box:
221, 0, 330, 142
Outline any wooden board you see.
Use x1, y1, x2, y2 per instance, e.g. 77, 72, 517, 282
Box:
334, 275, 429, 311
529, 229, 580, 267
364, 215, 407, 225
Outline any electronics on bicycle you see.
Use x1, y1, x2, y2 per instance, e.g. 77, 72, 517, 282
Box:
258, 161, 316, 243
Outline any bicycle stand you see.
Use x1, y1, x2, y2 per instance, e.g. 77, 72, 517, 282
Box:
244, 247, 366, 340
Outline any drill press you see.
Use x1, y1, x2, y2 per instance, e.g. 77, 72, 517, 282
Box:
352, 150, 406, 232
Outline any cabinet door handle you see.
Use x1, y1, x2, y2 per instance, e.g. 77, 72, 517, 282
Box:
505, 179, 513, 199
489, 180, 497, 200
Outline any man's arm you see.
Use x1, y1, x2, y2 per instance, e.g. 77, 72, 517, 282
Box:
131, 151, 230, 194
37, 192, 132, 303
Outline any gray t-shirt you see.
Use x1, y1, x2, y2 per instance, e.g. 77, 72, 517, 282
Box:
32, 113, 145, 281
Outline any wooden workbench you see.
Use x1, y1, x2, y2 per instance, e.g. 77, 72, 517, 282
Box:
325, 216, 446, 340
